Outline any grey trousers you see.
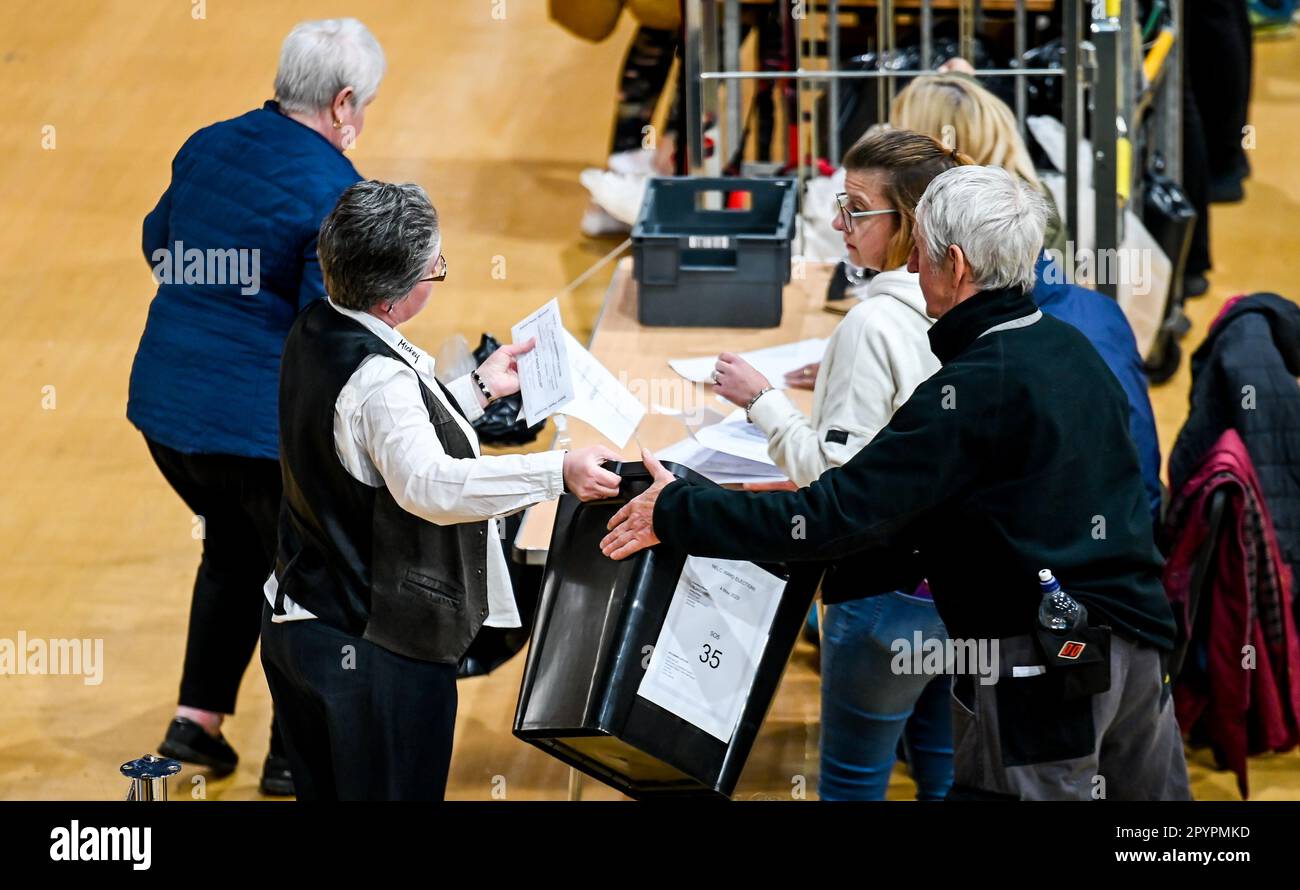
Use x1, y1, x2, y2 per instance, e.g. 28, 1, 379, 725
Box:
951, 632, 1192, 800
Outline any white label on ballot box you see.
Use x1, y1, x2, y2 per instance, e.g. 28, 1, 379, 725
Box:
637, 556, 786, 743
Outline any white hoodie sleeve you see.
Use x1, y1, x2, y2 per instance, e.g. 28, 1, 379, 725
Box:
749, 277, 939, 488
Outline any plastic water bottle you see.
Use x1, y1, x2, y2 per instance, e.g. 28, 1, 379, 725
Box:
1037, 569, 1083, 633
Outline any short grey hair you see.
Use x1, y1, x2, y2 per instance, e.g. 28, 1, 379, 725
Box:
274, 18, 386, 115
914, 165, 1048, 293
318, 181, 441, 312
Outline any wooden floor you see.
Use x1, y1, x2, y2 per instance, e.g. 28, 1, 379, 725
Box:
1, 1, 1297, 801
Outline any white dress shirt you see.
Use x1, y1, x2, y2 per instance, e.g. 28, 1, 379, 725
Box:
263, 299, 566, 628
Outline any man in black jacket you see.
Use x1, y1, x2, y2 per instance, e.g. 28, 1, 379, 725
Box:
602, 166, 1190, 800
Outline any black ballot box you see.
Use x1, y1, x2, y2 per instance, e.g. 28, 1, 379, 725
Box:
513, 461, 822, 799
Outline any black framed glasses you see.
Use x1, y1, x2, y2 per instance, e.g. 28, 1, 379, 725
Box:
418, 254, 448, 284
834, 192, 898, 231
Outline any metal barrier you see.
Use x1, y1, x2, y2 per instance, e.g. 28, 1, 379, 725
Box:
682, 0, 1185, 287
121, 754, 181, 801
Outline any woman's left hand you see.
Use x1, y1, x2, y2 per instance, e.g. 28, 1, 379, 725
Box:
713, 353, 773, 408
475, 337, 536, 400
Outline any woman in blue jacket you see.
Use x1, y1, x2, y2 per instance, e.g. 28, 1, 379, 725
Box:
127, 18, 382, 795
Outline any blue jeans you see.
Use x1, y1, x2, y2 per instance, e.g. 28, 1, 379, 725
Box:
819, 592, 954, 800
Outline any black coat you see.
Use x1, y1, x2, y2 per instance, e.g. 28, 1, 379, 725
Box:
653, 286, 1176, 649
1169, 293, 1300, 612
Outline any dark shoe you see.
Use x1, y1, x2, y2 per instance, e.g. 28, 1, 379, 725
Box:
259, 753, 295, 796
158, 717, 238, 777
1184, 273, 1209, 298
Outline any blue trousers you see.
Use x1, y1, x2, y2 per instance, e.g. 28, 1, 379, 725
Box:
819, 591, 954, 800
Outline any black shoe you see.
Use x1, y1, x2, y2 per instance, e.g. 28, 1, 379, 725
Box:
158, 717, 238, 777
259, 753, 295, 796
1184, 273, 1210, 298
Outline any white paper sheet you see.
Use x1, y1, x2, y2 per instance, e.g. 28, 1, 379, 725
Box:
511, 299, 574, 426
555, 330, 646, 448
656, 436, 788, 485
692, 409, 777, 466
637, 556, 787, 743
668, 338, 829, 386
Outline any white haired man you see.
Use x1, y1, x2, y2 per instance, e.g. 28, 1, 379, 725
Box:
600, 165, 1191, 800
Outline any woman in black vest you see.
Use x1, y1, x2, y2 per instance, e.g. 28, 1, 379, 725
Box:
262, 180, 623, 800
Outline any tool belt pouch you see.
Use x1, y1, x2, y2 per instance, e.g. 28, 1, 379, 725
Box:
1031, 624, 1112, 700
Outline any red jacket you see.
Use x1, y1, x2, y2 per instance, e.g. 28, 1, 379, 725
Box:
1163, 429, 1300, 797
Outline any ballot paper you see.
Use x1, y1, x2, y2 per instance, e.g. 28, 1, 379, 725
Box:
692, 409, 777, 466
637, 556, 787, 743
656, 437, 788, 485
668, 338, 828, 386
512, 299, 574, 426
555, 330, 646, 448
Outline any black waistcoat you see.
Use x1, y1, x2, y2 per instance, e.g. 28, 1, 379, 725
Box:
275, 301, 489, 664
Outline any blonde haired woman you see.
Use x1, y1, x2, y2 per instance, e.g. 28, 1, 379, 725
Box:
890, 67, 1164, 522
710, 129, 972, 800
890, 72, 1067, 254
783, 72, 1066, 392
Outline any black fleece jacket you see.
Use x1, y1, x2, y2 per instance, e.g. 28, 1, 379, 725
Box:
653, 285, 1177, 649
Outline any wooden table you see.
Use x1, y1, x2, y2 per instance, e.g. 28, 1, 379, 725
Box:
512, 258, 840, 564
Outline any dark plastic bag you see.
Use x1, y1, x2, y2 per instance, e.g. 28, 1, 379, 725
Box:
1141, 157, 1198, 381
469, 332, 546, 446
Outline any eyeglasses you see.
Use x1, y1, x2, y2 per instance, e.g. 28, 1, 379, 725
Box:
834, 193, 898, 232
417, 254, 448, 284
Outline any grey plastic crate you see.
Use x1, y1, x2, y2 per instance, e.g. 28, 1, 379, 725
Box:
631, 177, 796, 328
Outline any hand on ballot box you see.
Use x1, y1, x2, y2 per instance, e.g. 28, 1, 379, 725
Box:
600, 448, 675, 560
562, 445, 624, 501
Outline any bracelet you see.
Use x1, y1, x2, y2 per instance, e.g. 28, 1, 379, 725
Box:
744, 386, 775, 423
470, 369, 494, 404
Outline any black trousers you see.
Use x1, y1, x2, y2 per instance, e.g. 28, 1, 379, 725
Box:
1187, 0, 1254, 181
146, 438, 281, 716
611, 25, 679, 155
260, 604, 458, 800
1182, 87, 1213, 276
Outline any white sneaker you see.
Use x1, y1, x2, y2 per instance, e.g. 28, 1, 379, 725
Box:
579, 168, 649, 227
580, 204, 631, 238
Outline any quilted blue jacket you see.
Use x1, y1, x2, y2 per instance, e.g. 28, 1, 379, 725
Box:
1033, 254, 1163, 522
128, 101, 361, 459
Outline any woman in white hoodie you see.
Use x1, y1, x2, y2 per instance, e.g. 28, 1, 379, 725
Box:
711, 128, 972, 800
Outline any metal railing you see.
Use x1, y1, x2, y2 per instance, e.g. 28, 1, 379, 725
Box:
681, 0, 1185, 290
